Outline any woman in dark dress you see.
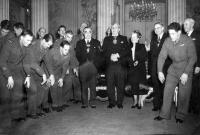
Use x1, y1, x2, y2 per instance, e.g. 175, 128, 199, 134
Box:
127, 30, 147, 109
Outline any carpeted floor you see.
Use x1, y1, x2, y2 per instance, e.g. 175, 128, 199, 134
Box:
0, 97, 200, 135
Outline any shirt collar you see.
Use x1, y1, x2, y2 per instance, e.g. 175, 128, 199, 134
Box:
187, 29, 194, 37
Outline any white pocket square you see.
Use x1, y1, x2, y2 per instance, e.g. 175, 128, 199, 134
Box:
179, 44, 184, 46
192, 38, 196, 40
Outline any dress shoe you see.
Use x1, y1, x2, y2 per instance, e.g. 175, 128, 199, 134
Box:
37, 112, 45, 117
152, 107, 160, 111
90, 105, 96, 108
62, 104, 70, 109
43, 108, 51, 113
117, 104, 123, 109
81, 105, 88, 109
107, 104, 115, 109
154, 116, 165, 121
137, 105, 141, 109
131, 104, 138, 108
52, 106, 63, 112
12, 117, 26, 122
73, 100, 81, 104
27, 114, 39, 119
175, 118, 183, 123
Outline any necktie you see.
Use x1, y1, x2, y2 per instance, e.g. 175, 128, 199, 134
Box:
157, 37, 160, 47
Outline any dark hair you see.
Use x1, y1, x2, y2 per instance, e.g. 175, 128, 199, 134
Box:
13, 22, 24, 30
21, 29, 33, 37
132, 30, 142, 39
60, 40, 70, 47
106, 27, 112, 36
43, 33, 54, 42
0, 20, 11, 30
36, 27, 46, 39
55, 25, 66, 39
66, 30, 73, 35
167, 22, 181, 32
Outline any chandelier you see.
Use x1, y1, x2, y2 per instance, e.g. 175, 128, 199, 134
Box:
129, 0, 157, 21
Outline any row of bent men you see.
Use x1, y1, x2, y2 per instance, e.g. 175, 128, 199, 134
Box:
0, 18, 199, 124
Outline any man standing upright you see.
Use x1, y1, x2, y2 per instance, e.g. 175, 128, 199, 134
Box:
184, 18, 200, 115
102, 23, 129, 109
76, 27, 102, 108
150, 22, 171, 111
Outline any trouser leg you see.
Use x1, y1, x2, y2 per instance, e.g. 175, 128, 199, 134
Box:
72, 75, 81, 101
160, 74, 179, 119
176, 76, 193, 120
106, 66, 116, 105
89, 75, 97, 105
26, 78, 37, 115
63, 75, 73, 103
116, 67, 125, 105
11, 76, 26, 119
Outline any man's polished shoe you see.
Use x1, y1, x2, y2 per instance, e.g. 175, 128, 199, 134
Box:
175, 118, 183, 123
27, 114, 39, 119
37, 112, 45, 117
117, 104, 123, 109
154, 116, 165, 121
81, 105, 88, 109
43, 108, 51, 113
12, 117, 26, 122
52, 106, 63, 112
62, 104, 70, 109
137, 105, 141, 109
131, 104, 138, 108
107, 104, 115, 109
90, 105, 96, 108
152, 107, 160, 111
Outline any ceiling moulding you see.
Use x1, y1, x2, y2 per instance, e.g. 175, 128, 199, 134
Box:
125, 0, 166, 5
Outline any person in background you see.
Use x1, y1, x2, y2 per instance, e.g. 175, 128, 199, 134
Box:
73, 22, 88, 48
36, 27, 47, 39
105, 27, 112, 37
54, 25, 66, 48
127, 30, 147, 109
63, 30, 81, 104
184, 18, 200, 115
0, 30, 34, 122
154, 22, 197, 123
0, 20, 11, 53
76, 26, 102, 108
13, 22, 24, 37
150, 22, 171, 111
102, 23, 129, 109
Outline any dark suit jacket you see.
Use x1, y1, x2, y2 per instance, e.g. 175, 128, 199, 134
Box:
75, 38, 102, 70
150, 33, 171, 75
102, 35, 129, 68
127, 43, 147, 84
189, 30, 200, 67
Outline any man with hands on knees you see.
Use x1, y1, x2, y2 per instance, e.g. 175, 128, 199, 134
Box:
154, 22, 197, 123
23, 33, 55, 119
0, 30, 34, 122
46, 40, 78, 112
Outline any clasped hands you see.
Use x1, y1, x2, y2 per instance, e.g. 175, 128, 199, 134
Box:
111, 53, 120, 62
